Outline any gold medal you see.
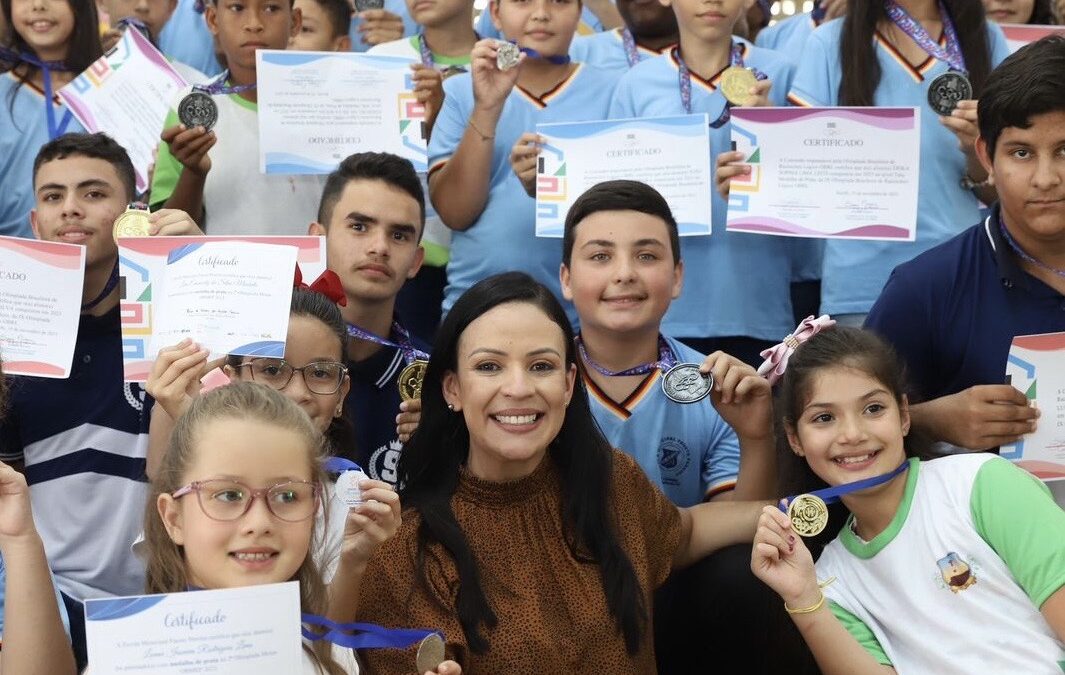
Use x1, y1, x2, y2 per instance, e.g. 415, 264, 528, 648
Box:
415, 633, 445, 673
398, 359, 428, 402
787, 493, 829, 537
112, 206, 152, 239
719, 66, 758, 106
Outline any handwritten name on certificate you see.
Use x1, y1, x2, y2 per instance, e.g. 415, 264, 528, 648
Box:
1003, 332, 1065, 483
535, 115, 712, 237
0, 237, 85, 378
152, 241, 297, 361
118, 235, 326, 382
85, 582, 302, 674
726, 107, 920, 241
59, 28, 188, 194
256, 50, 427, 174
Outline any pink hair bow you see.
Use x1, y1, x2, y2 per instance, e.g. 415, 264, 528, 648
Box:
757, 314, 836, 385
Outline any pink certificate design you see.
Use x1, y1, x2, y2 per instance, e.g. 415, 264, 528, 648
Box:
1003, 332, 1065, 482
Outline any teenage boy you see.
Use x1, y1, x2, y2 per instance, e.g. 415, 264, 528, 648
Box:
865, 37, 1064, 469
609, 0, 805, 366
559, 179, 815, 673
290, 0, 351, 51
569, 0, 678, 74
151, 0, 326, 236
368, 0, 477, 341
0, 133, 200, 667
309, 152, 427, 484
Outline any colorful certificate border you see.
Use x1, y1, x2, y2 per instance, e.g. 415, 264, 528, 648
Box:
1003, 331, 1065, 482
118, 235, 326, 382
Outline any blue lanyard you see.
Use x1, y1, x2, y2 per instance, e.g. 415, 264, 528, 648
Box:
302, 614, 440, 650
675, 43, 765, 127
346, 320, 429, 365
0, 48, 74, 140
883, 0, 967, 74
516, 44, 571, 65
324, 457, 364, 474
780, 460, 910, 512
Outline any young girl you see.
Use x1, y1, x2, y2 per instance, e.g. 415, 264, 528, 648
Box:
779, 0, 1010, 326
427, 0, 621, 326
0, 0, 98, 238
983, 0, 1058, 24
751, 327, 1065, 673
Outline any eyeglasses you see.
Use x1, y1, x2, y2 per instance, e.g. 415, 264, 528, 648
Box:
237, 358, 347, 395
172, 479, 321, 522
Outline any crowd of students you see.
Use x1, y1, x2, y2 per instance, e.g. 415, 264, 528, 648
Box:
1, 0, 1065, 672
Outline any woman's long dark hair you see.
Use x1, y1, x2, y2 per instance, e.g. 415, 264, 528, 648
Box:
774, 327, 934, 555
397, 272, 648, 654
840, 0, 993, 106
1026, 0, 1058, 24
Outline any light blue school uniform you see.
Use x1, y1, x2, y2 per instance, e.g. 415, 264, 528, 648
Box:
349, 0, 417, 53
584, 335, 740, 507
475, 3, 604, 41
429, 64, 621, 325
157, 0, 222, 77
608, 40, 802, 341
0, 73, 85, 239
569, 27, 666, 76
0, 554, 72, 639
788, 19, 1010, 315
756, 11, 818, 54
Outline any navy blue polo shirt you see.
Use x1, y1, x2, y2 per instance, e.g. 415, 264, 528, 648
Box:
343, 319, 429, 486
865, 205, 1065, 401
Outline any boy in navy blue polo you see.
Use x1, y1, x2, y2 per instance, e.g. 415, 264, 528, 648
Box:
309, 152, 428, 485
865, 36, 1065, 454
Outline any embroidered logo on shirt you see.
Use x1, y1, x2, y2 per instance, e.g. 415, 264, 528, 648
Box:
657, 436, 691, 486
936, 552, 977, 593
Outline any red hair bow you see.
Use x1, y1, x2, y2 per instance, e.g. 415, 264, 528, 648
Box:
294, 265, 347, 307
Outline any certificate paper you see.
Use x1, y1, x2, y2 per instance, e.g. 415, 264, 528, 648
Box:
85, 582, 302, 674
257, 50, 427, 174
152, 241, 297, 360
58, 28, 188, 194
726, 107, 920, 241
1003, 332, 1065, 482
0, 237, 85, 378
535, 115, 712, 237
1000, 24, 1065, 54
118, 236, 326, 382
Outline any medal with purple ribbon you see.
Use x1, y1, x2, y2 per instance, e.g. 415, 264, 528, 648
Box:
883, 0, 971, 115
347, 321, 430, 401
178, 70, 256, 131
620, 28, 640, 68
675, 42, 767, 127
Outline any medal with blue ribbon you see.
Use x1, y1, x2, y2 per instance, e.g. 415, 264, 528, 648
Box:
302, 615, 446, 671
779, 460, 910, 537
0, 47, 73, 140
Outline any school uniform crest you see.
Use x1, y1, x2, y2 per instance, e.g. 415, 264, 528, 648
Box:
936, 552, 976, 593
657, 436, 691, 485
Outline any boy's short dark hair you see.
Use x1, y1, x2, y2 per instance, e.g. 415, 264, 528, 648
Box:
33, 132, 137, 203
978, 35, 1065, 156
562, 180, 680, 266
317, 152, 426, 234
304, 0, 352, 38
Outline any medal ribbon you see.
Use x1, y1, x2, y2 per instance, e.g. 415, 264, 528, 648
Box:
620, 28, 640, 68
811, 0, 826, 23
515, 43, 571, 65
577, 335, 676, 377
302, 614, 440, 650
82, 260, 120, 311
416, 33, 471, 76
883, 0, 967, 73
323, 457, 365, 474
996, 210, 1065, 279
0, 47, 74, 140
778, 460, 910, 513
675, 43, 766, 127
346, 321, 429, 365
194, 69, 256, 97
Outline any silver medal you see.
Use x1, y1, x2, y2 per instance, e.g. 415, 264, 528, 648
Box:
178, 91, 219, 131
354, 0, 384, 9
415, 633, 446, 673
496, 42, 521, 71
926, 71, 972, 116
661, 363, 713, 404
334, 469, 369, 508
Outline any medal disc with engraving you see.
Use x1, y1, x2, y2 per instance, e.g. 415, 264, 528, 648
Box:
496, 42, 521, 71
112, 207, 151, 238
719, 66, 758, 105
787, 494, 829, 537
415, 633, 445, 673
355, 0, 384, 9
178, 91, 219, 130
398, 359, 428, 402
661, 363, 713, 404
334, 468, 369, 508
926, 71, 972, 116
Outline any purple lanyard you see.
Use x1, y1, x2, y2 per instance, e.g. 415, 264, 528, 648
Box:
346, 321, 429, 365
675, 43, 764, 127
997, 212, 1065, 279
576, 335, 677, 377
883, 0, 967, 73
194, 70, 256, 96
0, 47, 74, 139
620, 28, 640, 68
417, 33, 435, 67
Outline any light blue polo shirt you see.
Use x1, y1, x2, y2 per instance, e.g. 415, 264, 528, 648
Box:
569, 27, 667, 76
788, 18, 1010, 315
349, 0, 418, 53
609, 40, 805, 341
157, 0, 222, 77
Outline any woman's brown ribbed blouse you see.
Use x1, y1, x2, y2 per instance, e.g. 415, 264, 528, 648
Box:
358, 449, 682, 674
